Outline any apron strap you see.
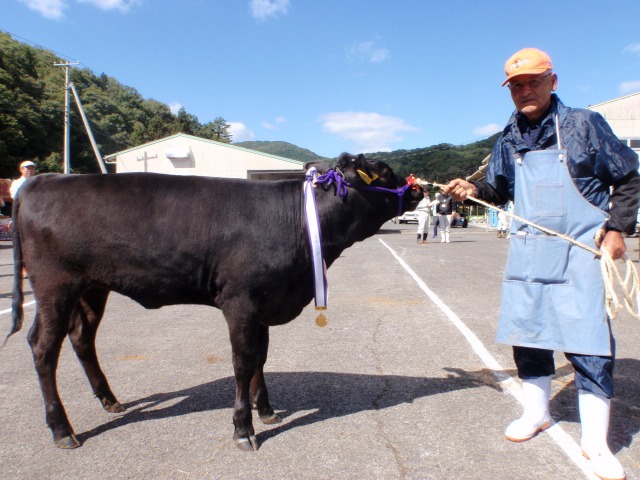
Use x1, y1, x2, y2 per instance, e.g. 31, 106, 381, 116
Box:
555, 114, 562, 150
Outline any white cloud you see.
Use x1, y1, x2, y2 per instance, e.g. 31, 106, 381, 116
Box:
623, 44, 640, 56
249, 0, 289, 21
228, 122, 255, 142
19, 0, 67, 19
20, 0, 139, 18
348, 40, 390, 64
319, 111, 418, 153
261, 116, 286, 130
77, 0, 140, 11
473, 123, 502, 136
619, 81, 640, 94
168, 102, 183, 115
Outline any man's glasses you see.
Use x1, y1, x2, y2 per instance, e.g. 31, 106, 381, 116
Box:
508, 72, 553, 92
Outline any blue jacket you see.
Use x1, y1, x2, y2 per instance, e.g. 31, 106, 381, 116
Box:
481, 95, 639, 233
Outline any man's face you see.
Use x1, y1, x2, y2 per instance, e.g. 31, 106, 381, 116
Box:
21, 166, 35, 178
508, 72, 557, 122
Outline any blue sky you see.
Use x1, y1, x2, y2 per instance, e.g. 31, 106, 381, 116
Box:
4, 0, 640, 158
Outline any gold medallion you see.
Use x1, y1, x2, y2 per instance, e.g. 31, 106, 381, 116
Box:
315, 313, 328, 327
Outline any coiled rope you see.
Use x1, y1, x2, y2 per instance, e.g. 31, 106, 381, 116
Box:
430, 181, 640, 321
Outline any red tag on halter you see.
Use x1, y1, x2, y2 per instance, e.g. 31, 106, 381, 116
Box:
405, 174, 421, 191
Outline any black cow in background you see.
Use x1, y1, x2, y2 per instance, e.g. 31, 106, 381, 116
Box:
7, 153, 423, 451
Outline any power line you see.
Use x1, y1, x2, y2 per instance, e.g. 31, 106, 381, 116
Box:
0, 28, 77, 62
0, 28, 94, 72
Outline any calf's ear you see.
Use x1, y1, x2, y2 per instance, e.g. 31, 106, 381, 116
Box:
337, 153, 370, 185
336, 152, 357, 169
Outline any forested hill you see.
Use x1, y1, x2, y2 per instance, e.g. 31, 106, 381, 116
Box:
0, 31, 496, 181
369, 134, 500, 183
235, 141, 328, 163
234, 137, 499, 182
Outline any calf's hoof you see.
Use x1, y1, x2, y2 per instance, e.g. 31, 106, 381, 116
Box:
103, 400, 126, 413
235, 435, 259, 451
260, 412, 282, 425
55, 434, 81, 449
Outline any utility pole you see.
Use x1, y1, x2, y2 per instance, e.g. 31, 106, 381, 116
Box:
54, 61, 107, 174
53, 61, 78, 174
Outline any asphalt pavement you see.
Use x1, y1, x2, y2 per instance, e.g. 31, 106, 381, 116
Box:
0, 222, 638, 479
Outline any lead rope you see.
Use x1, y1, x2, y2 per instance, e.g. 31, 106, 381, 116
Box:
600, 249, 640, 320
429, 181, 640, 321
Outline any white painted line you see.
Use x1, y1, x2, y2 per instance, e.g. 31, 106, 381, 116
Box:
0, 300, 36, 316
378, 238, 599, 480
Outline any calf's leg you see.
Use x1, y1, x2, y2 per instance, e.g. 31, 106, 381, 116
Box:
68, 289, 125, 413
251, 325, 281, 425
28, 302, 80, 448
226, 314, 260, 451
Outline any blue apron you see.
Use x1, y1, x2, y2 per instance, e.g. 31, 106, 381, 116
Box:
496, 118, 611, 356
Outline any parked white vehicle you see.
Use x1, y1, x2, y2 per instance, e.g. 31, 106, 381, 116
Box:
391, 210, 419, 224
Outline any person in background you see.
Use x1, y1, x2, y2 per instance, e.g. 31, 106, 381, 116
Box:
436, 191, 454, 243
496, 201, 513, 238
443, 48, 639, 480
431, 195, 440, 238
415, 189, 433, 244
10, 160, 37, 278
10, 160, 37, 201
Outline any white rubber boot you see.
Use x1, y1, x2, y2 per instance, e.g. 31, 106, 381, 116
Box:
579, 390, 625, 480
505, 376, 552, 442
445, 232, 450, 243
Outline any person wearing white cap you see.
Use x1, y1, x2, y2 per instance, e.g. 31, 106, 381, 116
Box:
10, 160, 37, 200
10, 160, 37, 279
443, 48, 639, 480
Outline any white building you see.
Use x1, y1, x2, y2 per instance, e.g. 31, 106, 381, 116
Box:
104, 133, 306, 180
587, 91, 640, 155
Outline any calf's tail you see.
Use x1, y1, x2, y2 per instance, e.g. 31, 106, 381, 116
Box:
3, 199, 24, 348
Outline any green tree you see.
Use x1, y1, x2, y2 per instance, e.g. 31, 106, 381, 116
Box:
174, 108, 200, 135
199, 117, 232, 143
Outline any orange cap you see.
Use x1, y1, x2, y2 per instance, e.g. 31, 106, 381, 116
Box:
502, 48, 553, 86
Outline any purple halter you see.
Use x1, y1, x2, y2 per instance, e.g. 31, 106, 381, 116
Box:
314, 168, 413, 216
315, 169, 350, 198
361, 183, 413, 216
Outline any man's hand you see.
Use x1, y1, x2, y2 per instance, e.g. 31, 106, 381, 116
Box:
442, 179, 478, 202
600, 230, 626, 260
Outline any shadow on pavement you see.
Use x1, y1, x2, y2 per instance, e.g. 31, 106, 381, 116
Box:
73, 360, 639, 452
77, 367, 503, 447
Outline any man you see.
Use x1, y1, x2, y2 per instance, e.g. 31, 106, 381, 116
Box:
10, 160, 37, 200
496, 201, 513, 238
444, 48, 639, 480
10, 160, 36, 278
436, 191, 454, 243
415, 189, 432, 244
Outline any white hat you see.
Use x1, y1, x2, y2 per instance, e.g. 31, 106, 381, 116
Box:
20, 160, 36, 168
